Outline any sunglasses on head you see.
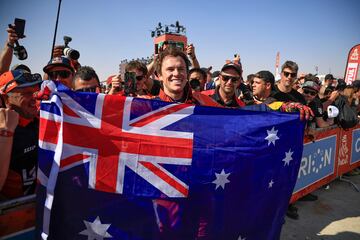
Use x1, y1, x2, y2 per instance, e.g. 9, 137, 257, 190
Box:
75, 86, 98, 93
303, 89, 317, 96
48, 70, 71, 79
221, 75, 240, 82
283, 71, 297, 78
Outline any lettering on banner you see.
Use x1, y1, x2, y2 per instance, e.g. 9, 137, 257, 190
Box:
346, 63, 359, 84
351, 49, 359, 61
338, 134, 349, 166
347, 68, 356, 82
298, 147, 332, 178
356, 137, 360, 153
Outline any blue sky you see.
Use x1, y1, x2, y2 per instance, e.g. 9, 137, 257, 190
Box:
0, 0, 359, 81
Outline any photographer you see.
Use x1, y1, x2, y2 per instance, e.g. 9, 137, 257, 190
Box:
108, 60, 152, 97
52, 45, 81, 72
43, 56, 74, 88
189, 68, 207, 92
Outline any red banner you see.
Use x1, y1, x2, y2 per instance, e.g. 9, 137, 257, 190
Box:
344, 44, 360, 85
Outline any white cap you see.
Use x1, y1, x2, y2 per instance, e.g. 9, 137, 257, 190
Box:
327, 105, 339, 118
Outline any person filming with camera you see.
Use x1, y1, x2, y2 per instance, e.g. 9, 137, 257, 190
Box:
108, 60, 153, 97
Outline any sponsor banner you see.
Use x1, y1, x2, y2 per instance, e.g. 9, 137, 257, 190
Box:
337, 128, 353, 175
351, 128, 360, 165
293, 135, 337, 193
344, 44, 360, 85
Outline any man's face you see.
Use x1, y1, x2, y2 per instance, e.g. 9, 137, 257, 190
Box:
6, 85, 39, 119
189, 71, 205, 91
47, 66, 73, 88
252, 77, 269, 97
159, 55, 187, 95
219, 68, 240, 95
73, 77, 100, 93
280, 68, 297, 88
127, 68, 147, 92
292, 80, 301, 90
302, 88, 317, 103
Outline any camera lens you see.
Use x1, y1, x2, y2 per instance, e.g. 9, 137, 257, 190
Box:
189, 78, 200, 90
63, 47, 80, 60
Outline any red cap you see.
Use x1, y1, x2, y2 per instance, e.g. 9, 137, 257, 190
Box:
0, 70, 42, 94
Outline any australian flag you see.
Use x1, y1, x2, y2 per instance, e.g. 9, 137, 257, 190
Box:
36, 82, 304, 240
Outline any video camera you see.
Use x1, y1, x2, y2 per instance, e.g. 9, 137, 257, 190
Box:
123, 72, 137, 96
63, 36, 80, 60
8, 18, 28, 60
189, 78, 200, 91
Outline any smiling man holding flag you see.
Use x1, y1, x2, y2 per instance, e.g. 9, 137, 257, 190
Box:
36, 69, 305, 239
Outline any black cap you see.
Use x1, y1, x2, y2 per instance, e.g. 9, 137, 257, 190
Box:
302, 80, 320, 92
43, 56, 74, 74
325, 74, 335, 80
221, 63, 242, 75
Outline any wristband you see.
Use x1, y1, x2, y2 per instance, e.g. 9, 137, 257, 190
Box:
6, 43, 14, 49
0, 129, 14, 137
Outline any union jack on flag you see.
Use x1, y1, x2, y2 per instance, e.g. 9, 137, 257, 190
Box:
37, 82, 305, 240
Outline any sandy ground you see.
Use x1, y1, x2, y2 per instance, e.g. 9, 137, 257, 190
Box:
280, 174, 360, 240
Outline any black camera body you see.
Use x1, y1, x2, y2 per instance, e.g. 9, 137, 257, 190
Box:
189, 78, 201, 91
8, 21, 28, 60
124, 72, 137, 96
63, 36, 80, 60
13, 45, 28, 60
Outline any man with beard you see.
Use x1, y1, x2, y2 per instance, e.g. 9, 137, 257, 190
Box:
202, 63, 245, 107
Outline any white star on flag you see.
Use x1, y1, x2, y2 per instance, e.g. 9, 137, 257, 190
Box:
237, 235, 246, 240
212, 169, 231, 190
265, 127, 279, 146
79, 216, 113, 240
268, 179, 274, 188
282, 149, 294, 166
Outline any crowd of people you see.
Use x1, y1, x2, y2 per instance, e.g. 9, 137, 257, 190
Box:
0, 22, 360, 234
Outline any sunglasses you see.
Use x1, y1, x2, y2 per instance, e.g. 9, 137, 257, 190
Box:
283, 71, 297, 78
75, 86, 98, 93
135, 75, 145, 81
48, 70, 71, 79
221, 75, 240, 82
190, 78, 201, 82
2, 72, 42, 93
303, 89, 317, 96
